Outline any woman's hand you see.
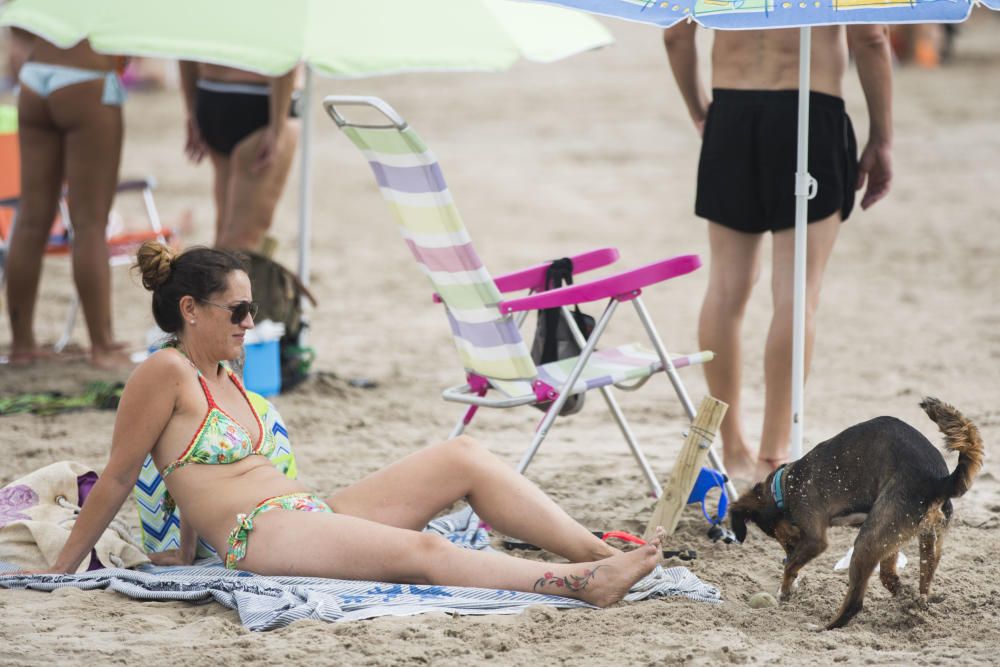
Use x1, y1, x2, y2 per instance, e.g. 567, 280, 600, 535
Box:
251, 126, 281, 175
184, 116, 207, 164
147, 549, 195, 567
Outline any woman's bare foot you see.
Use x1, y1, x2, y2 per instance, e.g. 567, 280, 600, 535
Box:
5, 346, 56, 366
90, 344, 135, 370
533, 527, 664, 608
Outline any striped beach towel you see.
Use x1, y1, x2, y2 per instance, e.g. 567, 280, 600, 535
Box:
0, 560, 719, 631
0, 502, 720, 630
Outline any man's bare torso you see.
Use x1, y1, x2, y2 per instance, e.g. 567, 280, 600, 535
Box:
711, 26, 848, 97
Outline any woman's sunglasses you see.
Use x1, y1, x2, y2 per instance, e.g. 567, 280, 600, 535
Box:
199, 299, 259, 324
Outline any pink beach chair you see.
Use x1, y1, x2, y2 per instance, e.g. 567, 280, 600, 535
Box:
324, 96, 732, 498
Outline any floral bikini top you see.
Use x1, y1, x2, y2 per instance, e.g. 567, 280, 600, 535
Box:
159, 360, 275, 515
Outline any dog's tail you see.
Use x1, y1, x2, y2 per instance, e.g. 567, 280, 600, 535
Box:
921, 397, 984, 498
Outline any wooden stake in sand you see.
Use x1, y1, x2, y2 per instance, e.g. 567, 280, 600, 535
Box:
644, 396, 728, 541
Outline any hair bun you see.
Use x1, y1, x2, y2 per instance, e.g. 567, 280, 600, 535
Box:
135, 241, 175, 290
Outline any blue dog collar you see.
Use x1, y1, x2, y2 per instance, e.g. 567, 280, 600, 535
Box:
771, 467, 786, 510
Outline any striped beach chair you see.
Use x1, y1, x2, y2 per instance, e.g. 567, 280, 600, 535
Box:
324, 96, 730, 497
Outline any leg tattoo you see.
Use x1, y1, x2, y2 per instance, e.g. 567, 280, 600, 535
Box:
533, 565, 605, 593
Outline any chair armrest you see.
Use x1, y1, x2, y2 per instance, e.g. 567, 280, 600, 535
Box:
498, 254, 701, 314
493, 247, 620, 294
116, 177, 156, 193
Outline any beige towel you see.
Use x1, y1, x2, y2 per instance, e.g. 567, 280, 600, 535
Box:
0, 461, 148, 572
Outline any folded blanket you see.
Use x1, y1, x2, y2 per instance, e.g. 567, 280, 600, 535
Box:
0, 560, 718, 631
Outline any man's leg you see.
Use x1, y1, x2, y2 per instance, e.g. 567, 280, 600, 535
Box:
758, 214, 840, 469
699, 221, 764, 481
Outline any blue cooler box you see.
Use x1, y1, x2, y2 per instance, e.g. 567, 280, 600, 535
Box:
243, 339, 281, 396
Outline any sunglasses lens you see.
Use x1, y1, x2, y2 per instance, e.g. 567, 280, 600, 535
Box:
230, 301, 257, 324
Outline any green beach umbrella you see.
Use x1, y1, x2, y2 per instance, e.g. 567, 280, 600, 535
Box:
0, 0, 612, 280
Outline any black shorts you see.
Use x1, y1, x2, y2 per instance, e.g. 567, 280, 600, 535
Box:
195, 80, 299, 156
695, 89, 858, 234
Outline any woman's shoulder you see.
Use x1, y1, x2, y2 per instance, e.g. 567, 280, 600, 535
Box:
129, 347, 190, 385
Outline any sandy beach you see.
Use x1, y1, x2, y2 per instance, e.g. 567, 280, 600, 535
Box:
1, 15, 999, 665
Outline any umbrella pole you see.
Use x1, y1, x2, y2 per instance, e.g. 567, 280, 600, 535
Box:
297, 64, 315, 288
296, 65, 315, 347
790, 27, 812, 461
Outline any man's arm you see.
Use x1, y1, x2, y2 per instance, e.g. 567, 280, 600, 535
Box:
178, 61, 206, 164
662, 23, 711, 135
847, 25, 893, 210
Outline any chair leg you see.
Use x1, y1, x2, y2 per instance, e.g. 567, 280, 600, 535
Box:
141, 186, 165, 236
631, 296, 738, 501
516, 410, 556, 475
54, 294, 79, 353
448, 408, 472, 439
554, 302, 661, 496
596, 384, 663, 497
516, 299, 619, 474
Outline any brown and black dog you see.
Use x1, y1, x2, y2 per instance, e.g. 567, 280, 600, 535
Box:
730, 398, 984, 629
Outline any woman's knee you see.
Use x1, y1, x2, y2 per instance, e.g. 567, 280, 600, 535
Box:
445, 434, 486, 460
404, 532, 454, 584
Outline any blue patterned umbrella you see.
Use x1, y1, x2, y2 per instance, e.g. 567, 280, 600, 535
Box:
533, 0, 999, 29
524, 0, 999, 459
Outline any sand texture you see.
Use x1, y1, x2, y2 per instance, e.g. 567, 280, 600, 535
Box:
1, 16, 999, 666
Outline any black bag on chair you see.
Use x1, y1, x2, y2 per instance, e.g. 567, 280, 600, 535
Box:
530, 258, 595, 416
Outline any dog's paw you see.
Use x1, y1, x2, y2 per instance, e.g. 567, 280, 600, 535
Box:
777, 575, 800, 602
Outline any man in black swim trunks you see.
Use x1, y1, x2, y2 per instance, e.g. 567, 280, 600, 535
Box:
662, 25, 893, 482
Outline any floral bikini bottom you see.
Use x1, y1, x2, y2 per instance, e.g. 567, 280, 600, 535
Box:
225, 493, 334, 569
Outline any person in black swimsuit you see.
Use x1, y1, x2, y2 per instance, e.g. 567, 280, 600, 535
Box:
179, 62, 300, 251
662, 25, 893, 483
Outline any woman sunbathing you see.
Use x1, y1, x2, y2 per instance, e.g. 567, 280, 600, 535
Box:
27, 241, 662, 607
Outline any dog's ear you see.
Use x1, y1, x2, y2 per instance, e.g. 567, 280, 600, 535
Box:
730, 485, 768, 543
730, 508, 749, 543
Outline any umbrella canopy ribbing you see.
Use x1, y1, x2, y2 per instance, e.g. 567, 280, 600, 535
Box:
0, 0, 613, 76
527, 0, 999, 29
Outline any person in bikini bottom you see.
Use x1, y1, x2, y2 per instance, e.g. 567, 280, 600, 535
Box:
19, 242, 664, 608
5, 36, 132, 369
